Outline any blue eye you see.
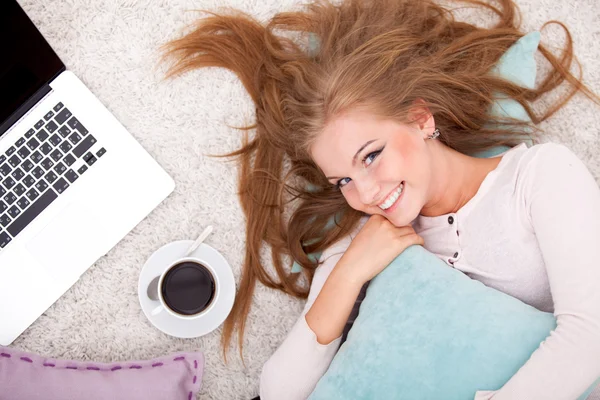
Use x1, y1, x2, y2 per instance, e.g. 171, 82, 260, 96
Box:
334, 147, 384, 190
336, 177, 352, 188
363, 150, 381, 166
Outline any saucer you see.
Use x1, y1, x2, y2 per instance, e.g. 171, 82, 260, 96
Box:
138, 240, 236, 338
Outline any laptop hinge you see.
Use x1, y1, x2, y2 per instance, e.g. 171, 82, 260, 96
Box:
0, 66, 65, 139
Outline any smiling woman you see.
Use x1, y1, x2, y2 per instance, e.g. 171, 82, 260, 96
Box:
310, 105, 506, 227
161, 0, 600, 398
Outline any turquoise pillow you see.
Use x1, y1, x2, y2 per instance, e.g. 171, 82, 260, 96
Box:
309, 246, 597, 400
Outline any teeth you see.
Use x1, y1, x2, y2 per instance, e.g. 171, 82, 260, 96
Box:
378, 183, 404, 210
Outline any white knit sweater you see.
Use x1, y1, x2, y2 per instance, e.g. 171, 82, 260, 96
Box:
261, 142, 600, 400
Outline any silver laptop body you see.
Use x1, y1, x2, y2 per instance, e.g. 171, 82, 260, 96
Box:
0, 0, 175, 345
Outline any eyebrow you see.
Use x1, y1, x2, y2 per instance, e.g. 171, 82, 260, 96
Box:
325, 139, 377, 180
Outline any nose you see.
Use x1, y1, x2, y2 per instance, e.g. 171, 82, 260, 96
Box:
354, 176, 381, 206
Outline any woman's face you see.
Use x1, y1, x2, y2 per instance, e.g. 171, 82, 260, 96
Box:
310, 108, 435, 227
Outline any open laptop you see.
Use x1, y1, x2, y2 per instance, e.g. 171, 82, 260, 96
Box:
0, 1, 175, 345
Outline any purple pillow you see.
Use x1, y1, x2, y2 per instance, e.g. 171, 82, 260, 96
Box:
0, 346, 203, 400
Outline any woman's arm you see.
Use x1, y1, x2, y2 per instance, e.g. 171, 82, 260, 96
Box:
305, 259, 366, 345
260, 235, 357, 400
476, 143, 600, 400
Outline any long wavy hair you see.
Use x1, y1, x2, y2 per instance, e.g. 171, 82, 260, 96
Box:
161, 0, 599, 360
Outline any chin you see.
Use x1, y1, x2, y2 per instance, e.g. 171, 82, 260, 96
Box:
380, 206, 417, 228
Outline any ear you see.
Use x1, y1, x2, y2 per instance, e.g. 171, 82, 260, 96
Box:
409, 98, 435, 139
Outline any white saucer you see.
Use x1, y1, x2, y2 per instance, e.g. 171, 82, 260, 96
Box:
138, 240, 236, 338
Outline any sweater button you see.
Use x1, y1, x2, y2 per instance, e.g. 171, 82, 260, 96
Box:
448, 216, 454, 224
453, 251, 459, 258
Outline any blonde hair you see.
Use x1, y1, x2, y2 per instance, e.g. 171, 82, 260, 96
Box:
162, 0, 600, 360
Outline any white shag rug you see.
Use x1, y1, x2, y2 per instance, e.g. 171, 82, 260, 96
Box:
12, 0, 600, 399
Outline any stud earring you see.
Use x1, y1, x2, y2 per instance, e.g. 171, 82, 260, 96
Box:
426, 128, 440, 140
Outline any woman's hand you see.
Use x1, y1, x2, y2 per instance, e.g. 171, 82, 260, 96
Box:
305, 215, 423, 346
338, 214, 424, 285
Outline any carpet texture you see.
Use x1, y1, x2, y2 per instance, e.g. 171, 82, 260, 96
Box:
12, 0, 600, 399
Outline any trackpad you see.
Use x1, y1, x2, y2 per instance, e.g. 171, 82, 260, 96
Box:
25, 203, 110, 281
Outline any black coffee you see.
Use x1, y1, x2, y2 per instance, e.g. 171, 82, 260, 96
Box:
161, 261, 216, 316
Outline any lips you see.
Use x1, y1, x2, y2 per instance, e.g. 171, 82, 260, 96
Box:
377, 181, 404, 208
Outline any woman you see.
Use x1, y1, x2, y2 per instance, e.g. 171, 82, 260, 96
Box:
163, 0, 600, 398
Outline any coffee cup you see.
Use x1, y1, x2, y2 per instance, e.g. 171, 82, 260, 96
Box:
147, 256, 218, 319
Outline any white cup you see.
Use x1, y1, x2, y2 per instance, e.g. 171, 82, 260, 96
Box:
148, 256, 219, 320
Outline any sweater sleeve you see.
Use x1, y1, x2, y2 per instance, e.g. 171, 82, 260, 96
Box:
475, 143, 600, 400
260, 235, 353, 400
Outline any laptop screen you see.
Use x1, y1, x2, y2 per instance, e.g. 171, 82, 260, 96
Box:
0, 0, 64, 136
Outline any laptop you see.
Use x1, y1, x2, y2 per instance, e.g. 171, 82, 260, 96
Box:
0, 1, 175, 345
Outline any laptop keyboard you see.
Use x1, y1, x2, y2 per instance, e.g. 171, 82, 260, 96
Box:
0, 102, 107, 251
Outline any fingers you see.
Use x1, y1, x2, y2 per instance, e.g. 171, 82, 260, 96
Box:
393, 225, 417, 236
397, 232, 424, 249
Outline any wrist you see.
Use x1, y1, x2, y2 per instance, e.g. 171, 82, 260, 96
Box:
331, 258, 368, 289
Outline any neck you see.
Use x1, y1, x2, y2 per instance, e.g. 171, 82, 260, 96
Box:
419, 141, 502, 217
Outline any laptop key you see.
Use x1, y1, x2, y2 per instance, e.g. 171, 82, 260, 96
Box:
96, 147, 106, 158
3, 177, 16, 190
0, 231, 11, 248
39, 142, 52, 155
11, 168, 24, 181
53, 102, 64, 112
22, 175, 35, 188
72, 135, 96, 158
34, 119, 45, 130
59, 141, 73, 154
35, 180, 48, 193
65, 169, 78, 183
0, 163, 12, 177
13, 183, 25, 197
7, 205, 20, 219
58, 126, 71, 138
63, 154, 76, 166
68, 132, 82, 145
54, 108, 72, 125
26, 137, 40, 151
45, 171, 58, 184
50, 149, 63, 162
25, 188, 39, 202
44, 111, 55, 121
53, 162, 66, 176
8, 155, 21, 168
67, 117, 88, 135
52, 178, 69, 194
25, 129, 36, 139
0, 155, 5, 164
7, 189, 58, 237
21, 160, 34, 173
17, 146, 31, 159
77, 165, 88, 175
30, 151, 43, 164
35, 129, 49, 142
0, 200, 6, 213
41, 158, 54, 171
85, 154, 97, 166
45, 121, 58, 133
49, 134, 61, 147
16, 137, 26, 147
16, 197, 30, 210
0, 187, 4, 196
5, 146, 16, 157
3, 192, 16, 205
31, 166, 44, 180
0, 213, 11, 228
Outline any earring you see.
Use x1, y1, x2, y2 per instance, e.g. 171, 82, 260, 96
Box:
427, 128, 440, 140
